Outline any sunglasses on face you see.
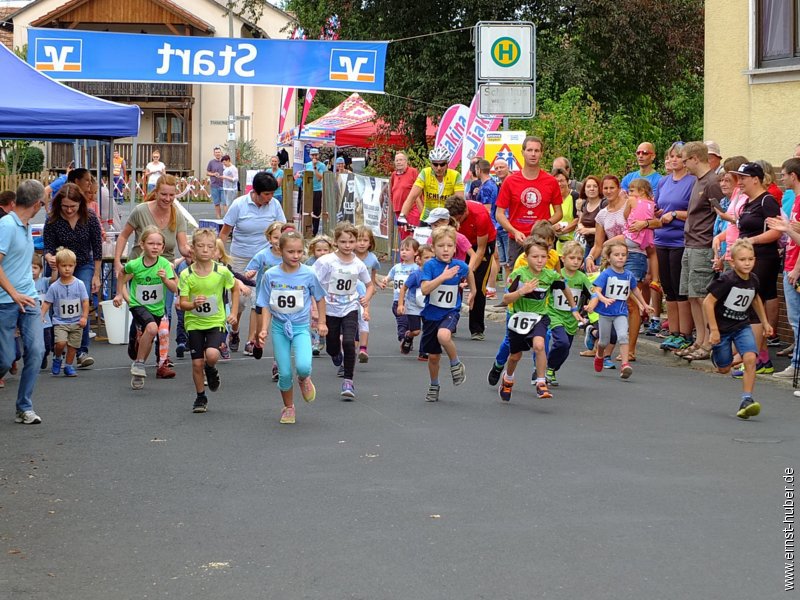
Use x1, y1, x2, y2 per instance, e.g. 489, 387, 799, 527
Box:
432, 162, 447, 168
635, 151, 652, 156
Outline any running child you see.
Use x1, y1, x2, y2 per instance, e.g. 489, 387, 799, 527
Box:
41, 248, 89, 378
383, 237, 421, 351
312, 222, 374, 400
703, 239, 771, 419
257, 231, 327, 424
397, 244, 434, 359
306, 235, 333, 355
587, 240, 654, 379
497, 238, 575, 402
33, 256, 54, 371
173, 250, 193, 358
487, 221, 561, 387
178, 228, 239, 413
419, 226, 475, 402
606, 178, 660, 292
545, 240, 590, 387
354, 225, 381, 362
113, 226, 178, 389
244, 222, 286, 359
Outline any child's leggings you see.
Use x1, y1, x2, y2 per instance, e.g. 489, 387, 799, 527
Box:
598, 314, 629, 347
326, 311, 358, 379
271, 321, 312, 392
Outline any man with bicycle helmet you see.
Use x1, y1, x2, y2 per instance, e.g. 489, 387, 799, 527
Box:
400, 146, 465, 225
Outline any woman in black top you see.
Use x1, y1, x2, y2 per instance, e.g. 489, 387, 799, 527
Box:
43, 182, 103, 367
733, 162, 781, 367
575, 175, 605, 258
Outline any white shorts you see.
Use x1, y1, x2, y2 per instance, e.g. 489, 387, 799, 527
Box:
358, 304, 369, 333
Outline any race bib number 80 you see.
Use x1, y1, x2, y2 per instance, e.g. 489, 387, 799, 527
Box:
330, 270, 358, 296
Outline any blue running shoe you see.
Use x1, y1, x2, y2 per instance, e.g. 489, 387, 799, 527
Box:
603, 357, 616, 370
584, 325, 596, 351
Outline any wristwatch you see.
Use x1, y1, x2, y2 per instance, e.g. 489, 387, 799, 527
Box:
671, 211, 677, 220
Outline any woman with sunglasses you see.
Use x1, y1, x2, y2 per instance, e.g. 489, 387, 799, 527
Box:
43, 180, 103, 368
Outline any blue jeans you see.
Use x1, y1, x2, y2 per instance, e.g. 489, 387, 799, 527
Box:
712, 326, 757, 369
210, 187, 224, 206
271, 321, 312, 391
0, 302, 45, 413
496, 228, 509, 265
74, 263, 95, 355
784, 271, 800, 368
625, 251, 648, 281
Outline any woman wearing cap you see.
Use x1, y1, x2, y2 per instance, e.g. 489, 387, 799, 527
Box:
735, 161, 782, 372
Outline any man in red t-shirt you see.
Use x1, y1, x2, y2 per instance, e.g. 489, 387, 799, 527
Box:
389, 152, 419, 240
446, 196, 496, 339
495, 136, 563, 264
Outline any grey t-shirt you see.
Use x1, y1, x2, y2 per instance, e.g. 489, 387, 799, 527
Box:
684, 170, 724, 249
126, 202, 187, 262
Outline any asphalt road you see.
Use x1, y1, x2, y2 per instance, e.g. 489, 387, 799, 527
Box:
2, 201, 799, 599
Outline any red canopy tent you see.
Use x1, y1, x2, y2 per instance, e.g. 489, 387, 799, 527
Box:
334, 118, 437, 149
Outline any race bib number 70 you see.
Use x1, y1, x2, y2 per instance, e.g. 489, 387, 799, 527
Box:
429, 284, 458, 308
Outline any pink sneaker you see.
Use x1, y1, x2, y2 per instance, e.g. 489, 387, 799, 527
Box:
299, 376, 316, 403
280, 405, 296, 424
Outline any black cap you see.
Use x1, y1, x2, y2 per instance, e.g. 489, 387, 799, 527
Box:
731, 162, 765, 181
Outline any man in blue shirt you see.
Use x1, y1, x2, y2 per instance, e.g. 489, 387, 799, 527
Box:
295, 148, 327, 235
621, 142, 662, 192
0, 180, 46, 424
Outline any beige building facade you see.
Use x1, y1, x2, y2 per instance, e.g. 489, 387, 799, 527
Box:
705, 0, 800, 164
9, 0, 297, 176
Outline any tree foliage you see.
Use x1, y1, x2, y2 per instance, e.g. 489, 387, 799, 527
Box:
281, 0, 705, 176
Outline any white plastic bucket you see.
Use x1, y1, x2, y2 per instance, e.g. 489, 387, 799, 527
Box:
100, 300, 129, 345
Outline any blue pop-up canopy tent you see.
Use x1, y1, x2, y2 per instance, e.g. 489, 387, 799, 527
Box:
0, 43, 140, 139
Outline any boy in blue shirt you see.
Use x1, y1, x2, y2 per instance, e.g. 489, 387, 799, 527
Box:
420, 226, 476, 402
41, 248, 89, 377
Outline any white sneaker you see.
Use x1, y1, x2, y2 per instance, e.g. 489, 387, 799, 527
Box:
16, 410, 42, 424
773, 365, 796, 379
